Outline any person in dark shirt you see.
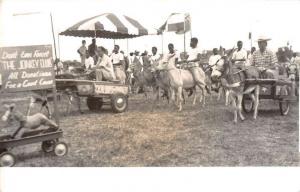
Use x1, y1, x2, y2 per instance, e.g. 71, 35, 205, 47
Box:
88, 38, 97, 65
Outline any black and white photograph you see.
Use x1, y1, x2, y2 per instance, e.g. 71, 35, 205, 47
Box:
1, 0, 300, 191
0, 0, 299, 170
0, 0, 300, 167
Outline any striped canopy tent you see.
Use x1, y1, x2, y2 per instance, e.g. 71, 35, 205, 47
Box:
59, 13, 158, 39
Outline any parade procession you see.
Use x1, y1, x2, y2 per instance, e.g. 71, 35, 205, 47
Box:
0, 0, 299, 167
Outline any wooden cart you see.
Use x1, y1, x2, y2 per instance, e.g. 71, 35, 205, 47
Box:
56, 79, 129, 113
242, 79, 297, 115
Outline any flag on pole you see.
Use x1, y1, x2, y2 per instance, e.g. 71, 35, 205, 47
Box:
248, 32, 252, 40
159, 13, 191, 34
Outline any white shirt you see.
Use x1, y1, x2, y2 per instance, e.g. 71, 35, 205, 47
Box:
97, 54, 116, 79
291, 56, 300, 65
187, 47, 201, 61
162, 51, 179, 68
128, 55, 135, 65
149, 54, 161, 64
232, 49, 248, 65
209, 54, 221, 66
85, 57, 95, 69
110, 52, 124, 65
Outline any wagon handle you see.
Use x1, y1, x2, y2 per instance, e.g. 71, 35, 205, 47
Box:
12, 126, 23, 139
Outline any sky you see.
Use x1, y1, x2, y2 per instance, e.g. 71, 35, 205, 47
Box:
0, 0, 299, 61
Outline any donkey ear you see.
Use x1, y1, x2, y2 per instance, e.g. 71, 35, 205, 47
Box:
9, 103, 16, 110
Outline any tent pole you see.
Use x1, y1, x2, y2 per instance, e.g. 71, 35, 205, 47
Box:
127, 39, 129, 55
184, 32, 186, 54
161, 33, 164, 54
50, 12, 59, 126
57, 34, 61, 58
50, 13, 57, 59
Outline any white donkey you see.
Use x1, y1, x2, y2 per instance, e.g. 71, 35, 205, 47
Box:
155, 54, 207, 111
1, 104, 58, 138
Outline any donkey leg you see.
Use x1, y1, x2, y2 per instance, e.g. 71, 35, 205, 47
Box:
75, 95, 83, 114
177, 87, 183, 111
253, 85, 260, 120
151, 87, 159, 111
192, 90, 197, 105
66, 95, 72, 115
200, 85, 206, 107
237, 94, 245, 121
231, 97, 238, 123
225, 89, 230, 106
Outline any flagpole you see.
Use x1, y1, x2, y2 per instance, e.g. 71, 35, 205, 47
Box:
127, 39, 129, 56
161, 33, 164, 54
57, 34, 61, 58
184, 32, 186, 54
183, 14, 186, 54
50, 13, 57, 59
250, 32, 252, 51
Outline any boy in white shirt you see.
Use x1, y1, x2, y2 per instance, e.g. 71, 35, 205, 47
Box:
209, 48, 221, 66
231, 40, 247, 68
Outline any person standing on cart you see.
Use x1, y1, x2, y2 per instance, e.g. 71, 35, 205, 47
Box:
110, 45, 126, 83
77, 40, 87, 68
88, 38, 98, 65
250, 36, 279, 79
95, 46, 116, 81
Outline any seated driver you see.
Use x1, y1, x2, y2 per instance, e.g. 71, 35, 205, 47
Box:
95, 46, 116, 81
250, 36, 279, 79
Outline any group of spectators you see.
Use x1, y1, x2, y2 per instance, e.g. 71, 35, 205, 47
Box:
75, 36, 300, 83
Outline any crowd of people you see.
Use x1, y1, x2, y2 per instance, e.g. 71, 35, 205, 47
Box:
74, 36, 300, 86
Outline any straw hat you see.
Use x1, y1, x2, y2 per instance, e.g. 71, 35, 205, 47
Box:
257, 35, 271, 42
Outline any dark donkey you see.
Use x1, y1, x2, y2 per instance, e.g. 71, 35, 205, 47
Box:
211, 56, 261, 123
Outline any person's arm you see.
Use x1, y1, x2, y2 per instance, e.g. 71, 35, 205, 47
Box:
77, 48, 82, 56
270, 52, 278, 69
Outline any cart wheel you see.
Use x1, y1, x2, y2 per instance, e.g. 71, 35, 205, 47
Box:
111, 94, 128, 113
54, 142, 68, 156
279, 87, 290, 116
87, 97, 103, 111
0, 152, 16, 167
42, 140, 55, 153
242, 97, 254, 113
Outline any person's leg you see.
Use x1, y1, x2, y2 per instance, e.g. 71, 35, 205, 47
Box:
81, 56, 85, 67
95, 69, 103, 81
102, 70, 113, 81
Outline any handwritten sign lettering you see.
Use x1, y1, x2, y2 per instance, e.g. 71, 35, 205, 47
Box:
94, 83, 128, 95
0, 45, 54, 92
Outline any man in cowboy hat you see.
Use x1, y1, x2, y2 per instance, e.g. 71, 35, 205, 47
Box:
250, 35, 279, 79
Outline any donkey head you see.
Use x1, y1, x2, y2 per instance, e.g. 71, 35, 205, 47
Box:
287, 63, 298, 81
1, 103, 16, 122
210, 56, 230, 81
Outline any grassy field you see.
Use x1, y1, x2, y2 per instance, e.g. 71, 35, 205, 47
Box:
0, 91, 299, 166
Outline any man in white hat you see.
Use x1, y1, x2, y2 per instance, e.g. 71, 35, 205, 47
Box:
250, 36, 278, 79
